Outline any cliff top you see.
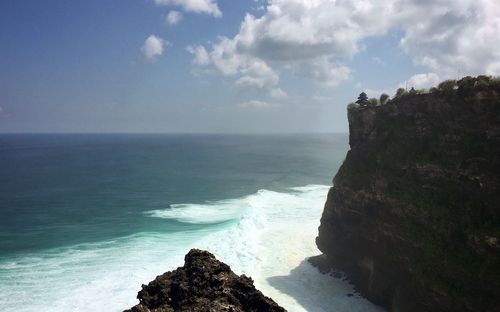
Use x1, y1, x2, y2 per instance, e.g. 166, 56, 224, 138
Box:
348, 75, 500, 112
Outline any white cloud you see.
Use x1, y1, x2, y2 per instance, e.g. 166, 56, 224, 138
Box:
270, 88, 287, 99
154, 0, 222, 17
194, 0, 387, 92
363, 88, 386, 99
166, 10, 182, 25
194, 0, 500, 96
365, 72, 441, 99
399, 73, 441, 90
209, 37, 243, 76
296, 57, 351, 87
215, 1, 393, 63
312, 95, 334, 102
372, 56, 385, 66
238, 100, 276, 109
204, 38, 282, 96
235, 59, 279, 89
186, 45, 210, 65
141, 35, 166, 61
397, 0, 500, 77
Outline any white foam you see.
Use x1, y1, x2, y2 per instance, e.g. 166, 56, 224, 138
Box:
196, 185, 383, 312
145, 198, 249, 224
0, 185, 383, 312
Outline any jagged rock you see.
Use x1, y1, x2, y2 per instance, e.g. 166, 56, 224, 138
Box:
125, 249, 286, 312
315, 90, 500, 311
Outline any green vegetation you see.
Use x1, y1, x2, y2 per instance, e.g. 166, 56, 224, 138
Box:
379, 93, 390, 105
337, 75, 500, 310
350, 75, 500, 109
395, 87, 407, 98
347, 102, 358, 110
438, 79, 457, 92
368, 98, 378, 106
355, 92, 369, 106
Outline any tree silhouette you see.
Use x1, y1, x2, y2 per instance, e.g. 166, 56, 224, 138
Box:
356, 92, 369, 106
379, 93, 390, 105
438, 80, 457, 92
395, 88, 406, 98
457, 76, 476, 95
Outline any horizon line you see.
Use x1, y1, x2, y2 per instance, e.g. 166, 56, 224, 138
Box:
0, 131, 349, 135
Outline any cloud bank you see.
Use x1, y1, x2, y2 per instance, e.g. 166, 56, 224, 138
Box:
190, 0, 500, 96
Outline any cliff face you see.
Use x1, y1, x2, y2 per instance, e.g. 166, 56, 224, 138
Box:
316, 92, 500, 311
125, 249, 286, 312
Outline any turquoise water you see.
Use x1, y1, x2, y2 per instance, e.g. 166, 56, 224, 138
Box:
0, 134, 382, 311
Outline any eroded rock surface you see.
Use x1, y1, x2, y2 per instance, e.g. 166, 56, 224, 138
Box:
316, 90, 500, 311
125, 249, 286, 312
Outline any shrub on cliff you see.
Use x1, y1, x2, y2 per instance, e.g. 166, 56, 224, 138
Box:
394, 88, 407, 98
438, 79, 457, 92
490, 77, 500, 97
379, 93, 390, 105
356, 92, 369, 106
368, 98, 379, 106
491, 77, 500, 91
457, 76, 476, 95
358, 75, 499, 113
347, 102, 359, 110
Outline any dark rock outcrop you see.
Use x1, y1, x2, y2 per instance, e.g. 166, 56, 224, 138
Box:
315, 90, 500, 311
125, 249, 286, 312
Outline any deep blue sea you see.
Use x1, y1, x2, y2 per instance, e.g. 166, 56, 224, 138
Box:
0, 134, 381, 312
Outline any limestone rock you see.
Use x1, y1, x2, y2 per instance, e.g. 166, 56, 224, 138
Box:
316, 90, 500, 311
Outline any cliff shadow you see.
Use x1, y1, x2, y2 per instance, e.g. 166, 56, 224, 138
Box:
266, 258, 384, 312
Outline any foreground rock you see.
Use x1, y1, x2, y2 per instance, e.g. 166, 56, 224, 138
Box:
125, 249, 286, 312
316, 84, 500, 311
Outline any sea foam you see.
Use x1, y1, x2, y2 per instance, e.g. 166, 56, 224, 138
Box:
0, 185, 382, 312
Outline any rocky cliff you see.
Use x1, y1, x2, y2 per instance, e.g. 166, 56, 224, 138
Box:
316, 86, 500, 311
125, 249, 286, 312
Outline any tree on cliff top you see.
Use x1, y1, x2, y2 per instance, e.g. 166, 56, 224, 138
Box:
379, 93, 390, 105
355, 92, 369, 106
438, 80, 457, 92
395, 88, 407, 98
457, 76, 476, 95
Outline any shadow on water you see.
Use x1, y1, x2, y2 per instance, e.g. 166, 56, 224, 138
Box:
266, 258, 385, 312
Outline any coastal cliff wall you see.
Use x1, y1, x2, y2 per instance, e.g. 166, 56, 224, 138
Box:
316, 90, 500, 311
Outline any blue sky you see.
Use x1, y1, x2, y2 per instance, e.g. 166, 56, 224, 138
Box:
1, 0, 498, 133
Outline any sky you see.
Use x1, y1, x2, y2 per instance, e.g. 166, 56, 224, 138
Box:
0, 0, 499, 133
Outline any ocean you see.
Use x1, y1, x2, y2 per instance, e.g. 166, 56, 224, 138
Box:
0, 134, 381, 312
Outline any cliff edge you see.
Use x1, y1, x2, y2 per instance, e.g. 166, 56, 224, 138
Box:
316, 82, 500, 311
125, 249, 286, 312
